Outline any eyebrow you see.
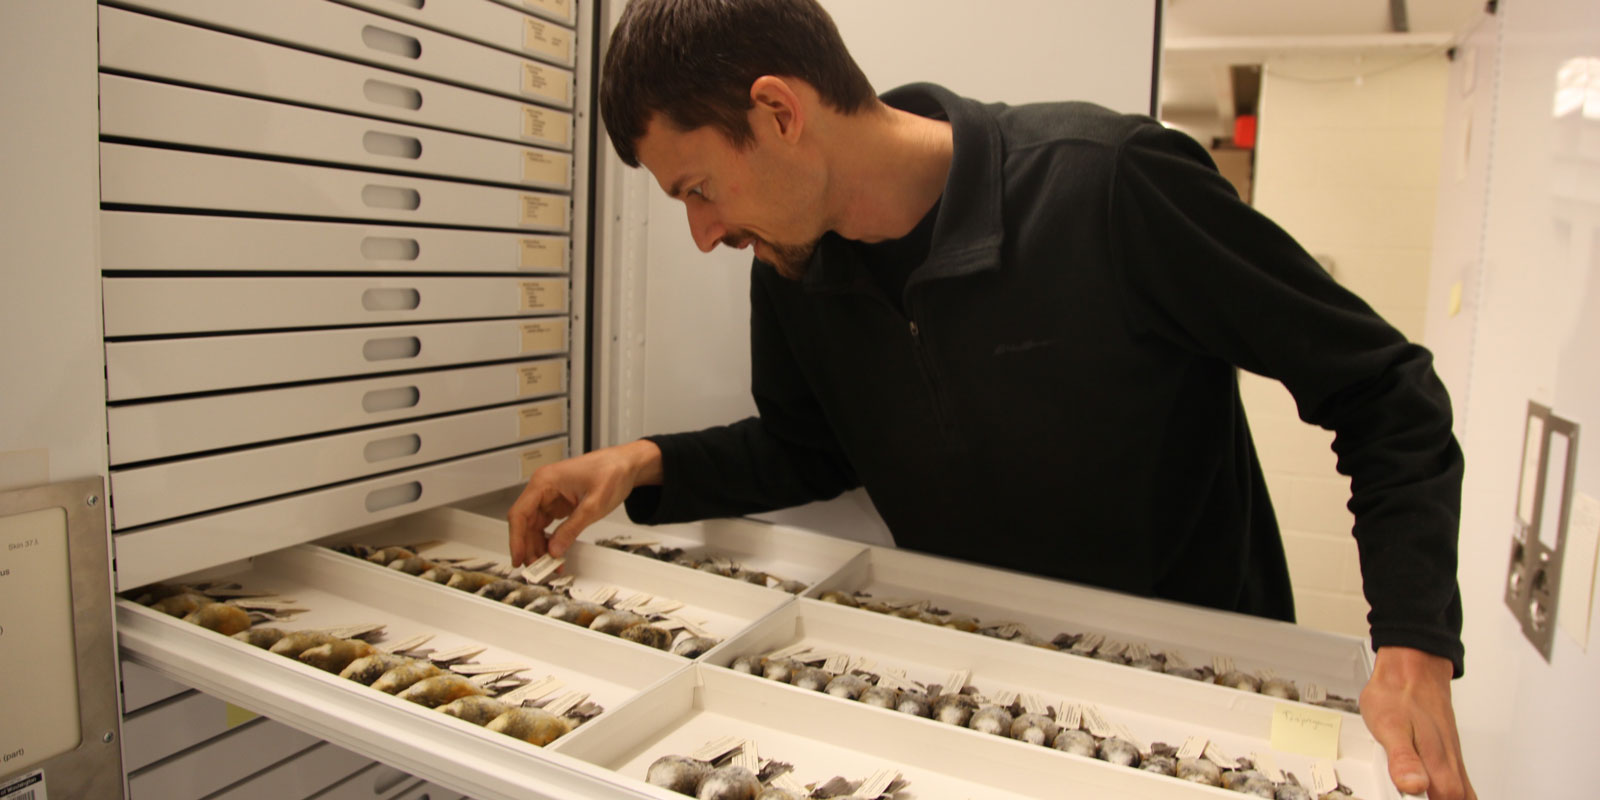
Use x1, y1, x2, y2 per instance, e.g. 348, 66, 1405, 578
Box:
666, 177, 687, 199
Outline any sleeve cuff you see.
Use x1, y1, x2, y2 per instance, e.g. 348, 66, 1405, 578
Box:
1371, 627, 1465, 679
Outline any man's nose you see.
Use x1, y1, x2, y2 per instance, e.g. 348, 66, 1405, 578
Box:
685, 202, 725, 253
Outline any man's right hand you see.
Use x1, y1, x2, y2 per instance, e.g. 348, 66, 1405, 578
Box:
507, 439, 663, 566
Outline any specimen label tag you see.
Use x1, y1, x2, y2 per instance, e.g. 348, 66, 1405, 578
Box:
1166, 650, 1192, 668
689, 736, 745, 762
1083, 705, 1113, 737
1312, 762, 1340, 794
451, 663, 529, 676
521, 555, 564, 583
989, 690, 1018, 707
734, 741, 759, 773
1204, 741, 1239, 768
605, 535, 660, 547
1177, 737, 1208, 760
764, 643, 812, 661
1098, 640, 1128, 658
1061, 702, 1083, 729
544, 691, 586, 717
822, 654, 851, 675
381, 633, 433, 655
942, 670, 970, 692
501, 676, 563, 705
428, 645, 486, 664
1270, 703, 1342, 760
1303, 682, 1328, 704
1021, 693, 1049, 715
1213, 655, 1235, 674
1251, 751, 1286, 783
771, 773, 808, 793
856, 768, 900, 799
1070, 632, 1104, 654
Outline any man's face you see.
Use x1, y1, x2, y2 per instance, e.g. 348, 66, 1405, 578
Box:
633, 113, 824, 279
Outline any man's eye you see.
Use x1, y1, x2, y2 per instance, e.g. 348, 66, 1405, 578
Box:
687, 185, 705, 198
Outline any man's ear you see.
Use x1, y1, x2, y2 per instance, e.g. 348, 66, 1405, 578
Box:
749, 75, 805, 143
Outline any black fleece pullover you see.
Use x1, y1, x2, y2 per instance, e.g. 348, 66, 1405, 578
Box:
625, 83, 1466, 674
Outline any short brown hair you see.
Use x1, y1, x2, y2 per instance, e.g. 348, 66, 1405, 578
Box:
600, 0, 878, 167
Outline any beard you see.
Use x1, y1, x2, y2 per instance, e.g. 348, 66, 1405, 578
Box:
722, 232, 817, 280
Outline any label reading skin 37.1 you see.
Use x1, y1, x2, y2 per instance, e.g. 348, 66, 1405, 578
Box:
519, 321, 565, 354
519, 237, 566, 271
521, 150, 570, 188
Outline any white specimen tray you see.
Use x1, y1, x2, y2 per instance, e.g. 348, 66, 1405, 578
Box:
562, 664, 1319, 800
577, 510, 871, 591
117, 542, 685, 799
706, 599, 1396, 800
810, 545, 1376, 699
329, 507, 794, 644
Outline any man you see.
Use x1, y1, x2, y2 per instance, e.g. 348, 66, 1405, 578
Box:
509, 1, 1475, 796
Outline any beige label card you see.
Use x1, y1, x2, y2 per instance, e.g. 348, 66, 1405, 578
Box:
522, 150, 570, 187
519, 279, 567, 312
519, 236, 567, 271
520, 440, 565, 480
521, 62, 570, 105
521, 106, 571, 148
523, 0, 572, 21
516, 362, 558, 396
523, 17, 573, 62
520, 320, 566, 354
519, 193, 567, 229
517, 401, 565, 439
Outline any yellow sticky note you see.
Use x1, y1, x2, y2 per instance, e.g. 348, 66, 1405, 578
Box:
1269, 703, 1341, 759
1448, 281, 1464, 317
224, 703, 259, 729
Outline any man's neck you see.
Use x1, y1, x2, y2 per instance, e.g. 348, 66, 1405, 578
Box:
821, 103, 953, 244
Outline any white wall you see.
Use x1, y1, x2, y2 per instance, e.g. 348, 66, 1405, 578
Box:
1246, 51, 1451, 637
1427, 1, 1600, 797
0, 1, 108, 493
603, 1, 1160, 545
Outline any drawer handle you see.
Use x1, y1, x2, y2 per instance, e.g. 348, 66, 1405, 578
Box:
364, 433, 422, 463
362, 79, 422, 110
362, 185, 421, 211
360, 236, 420, 261
365, 481, 421, 512
361, 25, 421, 59
362, 288, 421, 311
362, 386, 420, 412
363, 336, 421, 361
363, 131, 422, 160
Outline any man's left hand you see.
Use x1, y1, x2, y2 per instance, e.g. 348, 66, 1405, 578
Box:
1359, 646, 1476, 799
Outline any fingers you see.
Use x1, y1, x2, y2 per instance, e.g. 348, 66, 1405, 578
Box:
1412, 710, 1472, 800
547, 496, 604, 558
1362, 704, 1428, 796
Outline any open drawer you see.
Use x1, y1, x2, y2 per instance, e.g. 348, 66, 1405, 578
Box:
808, 544, 1375, 702
117, 539, 685, 800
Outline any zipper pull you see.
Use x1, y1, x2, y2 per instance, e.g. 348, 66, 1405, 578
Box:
908, 320, 920, 338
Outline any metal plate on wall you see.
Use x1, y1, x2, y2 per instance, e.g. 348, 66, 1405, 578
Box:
1506, 402, 1582, 660
0, 477, 124, 797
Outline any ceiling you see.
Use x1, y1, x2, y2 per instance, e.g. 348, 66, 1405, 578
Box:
1160, 0, 1486, 132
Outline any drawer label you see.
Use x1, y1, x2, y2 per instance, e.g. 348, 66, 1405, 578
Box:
520, 279, 567, 312
522, 150, 570, 188
520, 321, 566, 354
518, 400, 566, 438
523, 0, 572, 21
520, 440, 567, 480
521, 106, 570, 148
517, 362, 562, 396
520, 194, 567, 229
521, 62, 569, 105
524, 17, 573, 63
520, 236, 567, 271
0, 769, 45, 800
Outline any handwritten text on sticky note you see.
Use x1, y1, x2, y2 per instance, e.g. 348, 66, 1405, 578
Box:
1270, 704, 1342, 759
